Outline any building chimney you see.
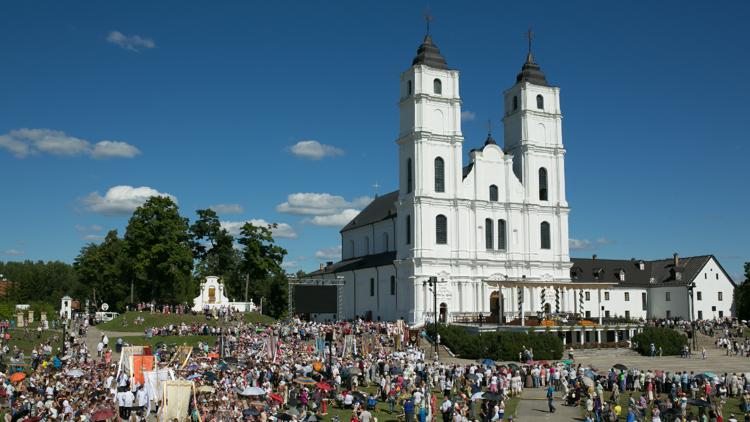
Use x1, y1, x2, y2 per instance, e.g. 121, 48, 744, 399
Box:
319, 263, 325, 271
326, 261, 333, 267
592, 254, 597, 261
673, 253, 679, 267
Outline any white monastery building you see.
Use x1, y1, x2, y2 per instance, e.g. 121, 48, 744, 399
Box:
302, 34, 735, 326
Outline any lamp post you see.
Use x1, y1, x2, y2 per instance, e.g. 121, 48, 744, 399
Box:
423, 276, 439, 356
687, 281, 697, 352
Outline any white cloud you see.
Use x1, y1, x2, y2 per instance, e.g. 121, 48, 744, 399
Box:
83, 234, 105, 241
2, 249, 24, 256
596, 237, 616, 245
281, 260, 299, 270
461, 110, 477, 122
75, 224, 104, 233
569, 238, 593, 251
315, 245, 342, 260
306, 209, 361, 228
208, 204, 244, 215
276, 193, 371, 216
288, 140, 344, 160
0, 128, 140, 159
221, 220, 297, 239
91, 141, 141, 159
106, 31, 155, 52
82, 185, 177, 216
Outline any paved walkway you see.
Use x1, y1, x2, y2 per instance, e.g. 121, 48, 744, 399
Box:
514, 387, 581, 421
573, 347, 750, 374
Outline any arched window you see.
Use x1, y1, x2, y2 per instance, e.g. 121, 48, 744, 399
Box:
382, 232, 389, 252
498, 219, 507, 251
434, 157, 445, 192
513, 96, 518, 111
435, 215, 447, 245
540, 221, 551, 250
536, 94, 544, 110
485, 218, 494, 250
433, 78, 442, 94
405, 215, 411, 245
364, 236, 370, 255
390, 276, 396, 295
407, 80, 412, 96
489, 185, 498, 202
538, 167, 548, 201
406, 158, 413, 194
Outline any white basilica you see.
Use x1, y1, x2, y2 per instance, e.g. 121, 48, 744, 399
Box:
303, 34, 736, 327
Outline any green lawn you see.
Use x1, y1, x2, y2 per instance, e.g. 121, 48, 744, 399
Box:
243, 312, 276, 325
580, 390, 744, 420
4, 328, 63, 355
120, 335, 217, 349
97, 311, 275, 332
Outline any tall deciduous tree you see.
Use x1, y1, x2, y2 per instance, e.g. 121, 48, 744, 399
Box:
236, 222, 287, 309
74, 230, 131, 310
189, 209, 239, 291
123, 196, 194, 304
735, 262, 750, 320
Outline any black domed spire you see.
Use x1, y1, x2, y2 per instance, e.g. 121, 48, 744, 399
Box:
412, 12, 449, 69
412, 35, 449, 69
515, 28, 548, 86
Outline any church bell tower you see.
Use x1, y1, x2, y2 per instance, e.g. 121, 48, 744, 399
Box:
502, 33, 570, 264
396, 32, 463, 259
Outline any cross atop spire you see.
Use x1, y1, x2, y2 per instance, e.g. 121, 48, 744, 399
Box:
484, 119, 497, 146
527, 27, 534, 55
423, 9, 434, 36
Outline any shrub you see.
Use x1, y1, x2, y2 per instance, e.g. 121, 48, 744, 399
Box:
437, 324, 563, 360
631, 327, 687, 356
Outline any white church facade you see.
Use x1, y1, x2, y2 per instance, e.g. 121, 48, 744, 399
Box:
302, 34, 735, 327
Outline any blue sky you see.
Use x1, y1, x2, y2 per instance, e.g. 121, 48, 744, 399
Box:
1, 1, 748, 281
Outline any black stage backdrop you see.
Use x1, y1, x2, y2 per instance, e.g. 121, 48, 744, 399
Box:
294, 285, 337, 314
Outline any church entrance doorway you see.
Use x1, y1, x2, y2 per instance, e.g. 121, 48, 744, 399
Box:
439, 303, 448, 323
490, 291, 503, 323
543, 303, 552, 315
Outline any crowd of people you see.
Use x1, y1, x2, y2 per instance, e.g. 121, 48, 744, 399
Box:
0, 310, 747, 421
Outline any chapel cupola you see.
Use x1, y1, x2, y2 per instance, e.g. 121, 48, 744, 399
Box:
412, 35, 449, 69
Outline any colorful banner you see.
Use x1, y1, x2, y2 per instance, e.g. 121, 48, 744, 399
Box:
130, 354, 155, 385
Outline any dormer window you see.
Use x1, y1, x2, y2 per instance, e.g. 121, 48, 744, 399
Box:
638, 260, 645, 270
617, 270, 626, 282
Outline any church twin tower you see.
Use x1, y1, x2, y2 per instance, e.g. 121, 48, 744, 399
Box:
395, 33, 571, 299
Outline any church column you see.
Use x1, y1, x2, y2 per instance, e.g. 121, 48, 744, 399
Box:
520, 287, 525, 326
458, 282, 463, 313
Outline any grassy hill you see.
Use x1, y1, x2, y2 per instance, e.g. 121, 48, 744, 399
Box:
97, 311, 274, 332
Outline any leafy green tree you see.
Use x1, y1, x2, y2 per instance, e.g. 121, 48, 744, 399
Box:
735, 262, 750, 320
0, 260, 82, 306
74, 230, 131, 311
189, 208, 239, 292
236, 222, 287, 307
123, 196, 194, 304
